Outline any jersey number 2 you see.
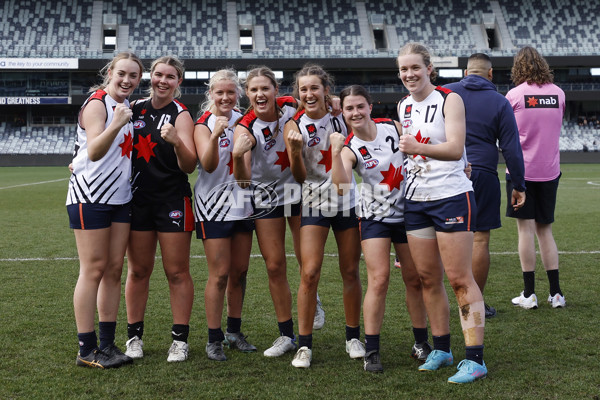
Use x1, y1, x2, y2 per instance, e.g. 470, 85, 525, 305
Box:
385, 136, 399, 153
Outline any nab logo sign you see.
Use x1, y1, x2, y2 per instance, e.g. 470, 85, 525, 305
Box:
524, 95, 559, 108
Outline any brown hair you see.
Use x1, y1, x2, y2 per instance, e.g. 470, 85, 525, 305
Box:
241, 66, 283, 137
398, 42, 438, 82
292, 63, 334, 112
90, 51, 144, 93
340, 85, 372, 107
148, 55, 185, 99
511, 46, 554, 86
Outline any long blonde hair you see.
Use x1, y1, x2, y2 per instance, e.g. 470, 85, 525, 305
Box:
199, 68, 243, 114
147, 55, 185, 99
90, 51, 144, 93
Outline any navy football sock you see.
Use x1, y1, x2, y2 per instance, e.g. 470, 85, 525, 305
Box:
364, 334, 380, 353
432, 334, 451, 354
78, 331, 97, 357
98, 321, 116, 350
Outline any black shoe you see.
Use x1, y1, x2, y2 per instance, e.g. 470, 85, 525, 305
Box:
101, 343, 133, 365
363, 350, 383, 373
411, 341, 433, 362
484, 303, 497, 319
76, 348, 122, 369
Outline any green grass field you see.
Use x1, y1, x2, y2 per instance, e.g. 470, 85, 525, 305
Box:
1, 165, 599, 400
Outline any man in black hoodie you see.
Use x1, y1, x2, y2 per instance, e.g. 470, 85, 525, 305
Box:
445, 53, 526, 318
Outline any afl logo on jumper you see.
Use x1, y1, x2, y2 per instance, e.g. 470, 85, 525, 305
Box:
358, 146, 372, 160
219, 138, 231, 147
402, 119, 412, 128
307, 137, 321, 147
133, 120, 145, 129
524, 95, 559, 108
404, 104, 412, 118
306, 123, 317, 138
264, 139, 276, 150
169, 210, 183, 219
365, 159, 379, 169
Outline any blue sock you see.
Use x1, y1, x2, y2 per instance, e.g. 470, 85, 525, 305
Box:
465, 345, 484, 365
78, 331, 97, 357
432, 334, 451, 354
298, 334, 313, 349
98, 321, 116, 350
345, 325, 360, 341
278, 319, 294, 339
364, 334, 380, 353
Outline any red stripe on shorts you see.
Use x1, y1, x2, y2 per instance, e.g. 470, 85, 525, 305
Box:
200, 221, 206, 239
79, 203, 85, 230
466, 192, 472, 231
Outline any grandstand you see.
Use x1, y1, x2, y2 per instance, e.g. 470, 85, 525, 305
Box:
1, 0, 599, 165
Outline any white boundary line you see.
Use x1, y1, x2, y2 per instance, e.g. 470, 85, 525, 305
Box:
0, 178, 68, 190
2, 250, 599, 262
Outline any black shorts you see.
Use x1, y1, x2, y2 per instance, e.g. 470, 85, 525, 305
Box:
67, 202, 131, 230
301, 207, 359, 231
196, 219, 255, 240
471, 169, 501, 231
131, 196, 194, 232
359, 219, 408, 243
506, 174, 560, 224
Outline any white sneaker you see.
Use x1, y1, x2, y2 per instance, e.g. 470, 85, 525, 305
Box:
313, 295, 325, 330
548, 293, 566, 308
291, 346, 312, 368
346, 338, 366, 359
511, 292, 538, 309
263, 335, 297, 357
125, 336, 144, 359
167, 340, 189, 362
